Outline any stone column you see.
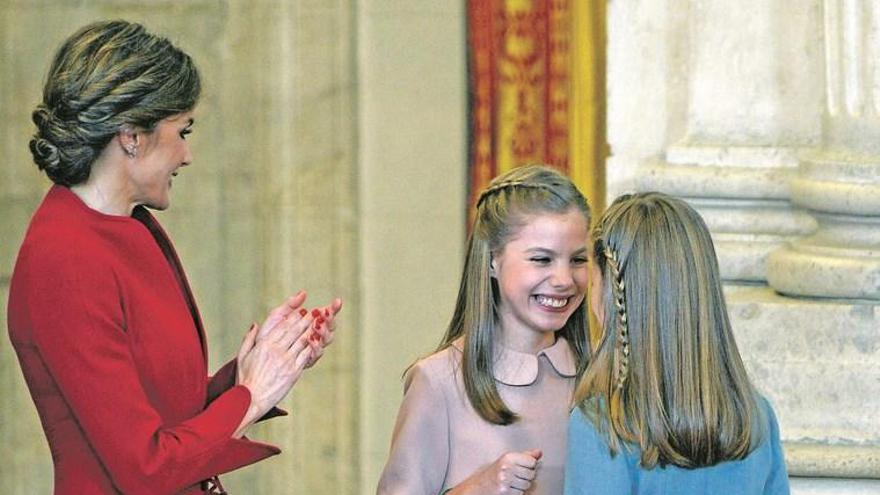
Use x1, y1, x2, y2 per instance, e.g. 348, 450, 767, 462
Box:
768, 0, 880, 300
356, 1, 467, 492
215, 2, 359, 494
761, 2, 880, 481
635, 0, 823, 283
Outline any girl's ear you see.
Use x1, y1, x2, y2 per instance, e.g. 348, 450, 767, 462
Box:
489, 257, 498, 278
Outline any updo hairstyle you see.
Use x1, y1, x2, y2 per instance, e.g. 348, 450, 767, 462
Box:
29, 20, 201, 186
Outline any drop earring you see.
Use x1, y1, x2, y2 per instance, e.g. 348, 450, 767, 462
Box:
125, 145, 138, 158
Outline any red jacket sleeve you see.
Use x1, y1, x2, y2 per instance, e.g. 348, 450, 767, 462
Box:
25, 251, 279, 494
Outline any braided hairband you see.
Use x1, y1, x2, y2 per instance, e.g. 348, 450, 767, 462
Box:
604, 244, 629, 391
476, 180, 558, 208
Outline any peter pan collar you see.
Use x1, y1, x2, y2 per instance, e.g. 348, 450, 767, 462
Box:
452, 336, 577, 386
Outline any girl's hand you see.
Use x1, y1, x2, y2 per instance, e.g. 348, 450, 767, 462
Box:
447, 449, 542, 495
304, 297, 343, 368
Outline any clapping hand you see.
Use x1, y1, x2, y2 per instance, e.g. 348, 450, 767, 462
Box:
232, 291, 342, 437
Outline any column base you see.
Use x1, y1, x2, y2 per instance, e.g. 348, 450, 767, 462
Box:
767, 213, 880, 300
725, 286, 880, 480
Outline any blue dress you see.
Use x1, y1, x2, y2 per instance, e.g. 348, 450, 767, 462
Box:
564, 397, 790, 494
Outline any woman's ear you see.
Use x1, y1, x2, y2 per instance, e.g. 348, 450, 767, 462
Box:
489, 257, 497, 278
118, 125, 139, 158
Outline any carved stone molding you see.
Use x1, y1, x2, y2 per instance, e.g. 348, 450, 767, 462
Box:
786, 442, 880, 479
638, 146, 815, 281
768, 152, 880, 299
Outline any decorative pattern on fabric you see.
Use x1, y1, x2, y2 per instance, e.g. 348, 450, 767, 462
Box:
466, 0, 573, 224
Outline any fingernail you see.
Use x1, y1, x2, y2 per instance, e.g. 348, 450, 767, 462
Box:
311, 308, 321, 318
315, 322, 322, 331
324, 308, 330, 317
299, 308, 308, 317
316, 316, 325, 325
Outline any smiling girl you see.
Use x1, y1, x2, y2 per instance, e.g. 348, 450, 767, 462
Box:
377, 165, 592, 495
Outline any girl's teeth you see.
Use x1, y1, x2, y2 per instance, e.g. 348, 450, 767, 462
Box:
537, 295, 567, 308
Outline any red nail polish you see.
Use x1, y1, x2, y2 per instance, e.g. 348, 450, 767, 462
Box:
315, 322, 322, 331
299, 308, 308, 317
324, 309, 330, 317
311, 309, 321, 318
316, 316, 325, 325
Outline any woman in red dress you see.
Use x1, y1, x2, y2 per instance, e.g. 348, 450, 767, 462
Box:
7, 20, 342, 494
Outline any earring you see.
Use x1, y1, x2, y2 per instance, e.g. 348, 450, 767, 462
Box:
125, 145, 138, 158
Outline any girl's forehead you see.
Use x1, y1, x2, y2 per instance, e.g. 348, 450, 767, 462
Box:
504, 210, 589, 244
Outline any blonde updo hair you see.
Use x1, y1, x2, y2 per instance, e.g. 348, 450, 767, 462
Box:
29, 20, 201, 186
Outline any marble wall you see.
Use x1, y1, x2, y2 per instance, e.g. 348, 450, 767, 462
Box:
356, 0, 467, 493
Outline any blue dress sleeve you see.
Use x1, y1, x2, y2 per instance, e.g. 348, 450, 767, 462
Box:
564, 407, 632, 494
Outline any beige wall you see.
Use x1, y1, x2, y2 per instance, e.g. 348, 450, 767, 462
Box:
356, 0, 466, 492
0, 1, 469, 493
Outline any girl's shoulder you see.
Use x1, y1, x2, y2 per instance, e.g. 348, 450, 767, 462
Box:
403, 340, 464, 391
754, 394, 783, 444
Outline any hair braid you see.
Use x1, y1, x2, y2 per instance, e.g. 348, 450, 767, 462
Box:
476, 180, 558, 208
604, 245, 629, 391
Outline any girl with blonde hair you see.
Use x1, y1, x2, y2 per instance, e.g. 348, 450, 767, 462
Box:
564, 192, 789, 494
378, 165, 592, 494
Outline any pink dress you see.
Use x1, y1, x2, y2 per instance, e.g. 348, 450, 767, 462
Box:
377, 337, 576, 494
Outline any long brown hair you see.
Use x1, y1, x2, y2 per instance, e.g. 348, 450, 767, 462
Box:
574, 192, 765, 468
437, 164, 592, 425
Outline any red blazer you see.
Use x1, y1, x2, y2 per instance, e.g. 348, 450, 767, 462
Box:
7, 186, 280, 494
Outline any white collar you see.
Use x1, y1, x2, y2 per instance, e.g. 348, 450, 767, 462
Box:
452, 336, 577, 386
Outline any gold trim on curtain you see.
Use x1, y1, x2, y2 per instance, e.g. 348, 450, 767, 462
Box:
569, 0, 607, 215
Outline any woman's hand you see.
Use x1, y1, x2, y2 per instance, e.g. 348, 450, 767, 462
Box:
303, 297, 343, 368
447, 449, 542, 495
255, 291, 308, 341
233, 294, 315, 437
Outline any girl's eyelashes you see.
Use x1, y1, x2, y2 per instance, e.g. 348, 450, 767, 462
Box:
179, 128, 192, 139
529, 255, 588, 265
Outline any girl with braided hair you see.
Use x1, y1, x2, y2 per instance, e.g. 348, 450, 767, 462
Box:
564, 192, 789, 494
378, 165, 592, 495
